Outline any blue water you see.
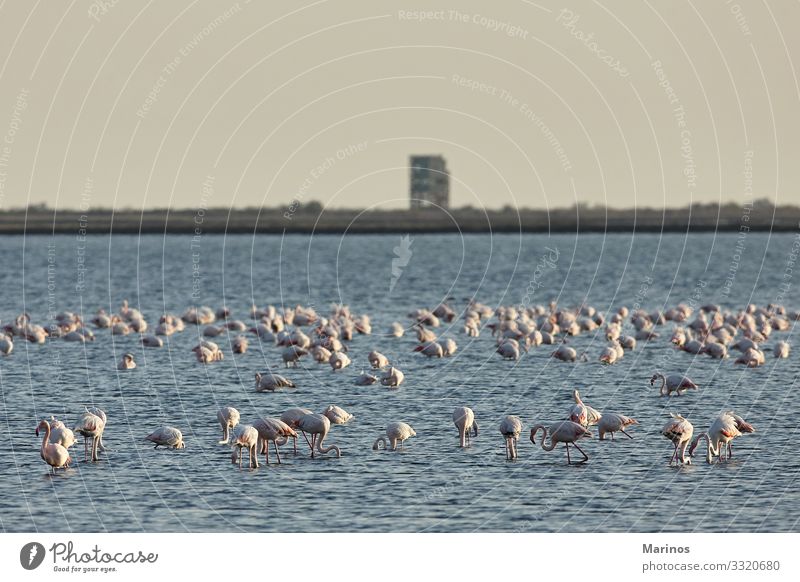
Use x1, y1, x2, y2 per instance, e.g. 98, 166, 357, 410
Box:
0, 232, 798, 532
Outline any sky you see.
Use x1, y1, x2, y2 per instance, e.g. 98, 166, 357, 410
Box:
0, 0, 797, 211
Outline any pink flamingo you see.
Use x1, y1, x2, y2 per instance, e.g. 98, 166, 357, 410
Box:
530, 421, 592, 464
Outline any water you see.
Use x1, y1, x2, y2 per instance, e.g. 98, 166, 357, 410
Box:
0, 232, 798, 532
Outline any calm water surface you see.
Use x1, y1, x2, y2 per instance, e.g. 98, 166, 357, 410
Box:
0, 232, 798, 532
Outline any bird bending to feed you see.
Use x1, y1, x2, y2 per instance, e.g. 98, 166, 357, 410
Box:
255, 372, 296, 391
296, 413, 341, 458
280, 407, 313, 453
73, 409, 106, 462
381, 366, 404, 387
373, 422, 416, 451
662, 414, 694, 465
252, 417, 296, 464
217, 406, 240, 444
36, 420, 71, 470
322, 405, 353, 425
453, 406, 477, 447
231, 425, 259, 468
145, 426, 185, 449
530, 421, 592, 464
499, 415, 523, 460
368, 350, 389, 369
650, 372, 698, 396
688, 411, 755, 462
355, 371, 379, 385
597, 413, 638, 440
118, 353, 136, 370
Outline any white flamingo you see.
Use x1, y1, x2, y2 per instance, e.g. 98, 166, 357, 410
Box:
368, 351, 389, 369
73, 409, 105, 462
217, 406, 240, 444
530, 421, 592, 464
297, 413, 341, 458
662, 414, 694, 465
597, 413, 638, 440
36, 420, 71, 471
255, 372, 296, 391
252, 417, 296, 464
280, 407, 313, 453
499, 415, 523, 460
118, 353, 136, 370
569, 390, 601, 427
145, 426, 185, 449
650, 372, 698, 396
230, 425, 259, 468
322, 405, 353, 425
381, 367, 405, 387
373, 422, 416, 451
453, 407, 478, 447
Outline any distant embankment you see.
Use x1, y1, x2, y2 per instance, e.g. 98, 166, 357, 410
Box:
1, 203, 798, 234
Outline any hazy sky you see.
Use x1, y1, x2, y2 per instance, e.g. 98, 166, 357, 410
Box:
0, 0, 797, 211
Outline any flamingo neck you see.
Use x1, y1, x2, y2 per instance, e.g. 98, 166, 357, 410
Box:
373, 436, 387, 450
40, 423, 51, 453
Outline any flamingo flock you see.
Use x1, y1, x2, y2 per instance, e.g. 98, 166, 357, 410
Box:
16, 297, 784, 473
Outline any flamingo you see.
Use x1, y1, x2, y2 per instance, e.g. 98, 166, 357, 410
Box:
530, 421, 592, 464
441, 338, 458, 356
453, 406, 478, 447
569, 390, 601, 427
499, 415, 523, 460
661, 414, 694, 465
282, 345, 307, 367
381, 367, 405, 387
388, 322, 405, 337
774, 341, 790, 358
73, 409, 105, 462
551, 344, 585, 362
496, 341, 520, 360
329, 351, 351, 371
36, 420, 71, 471
118, 353, 136, 370
415, 341, 444, 358
688, 411, 755, 462
145, 426, 185, 449
44, 418, 76, 449
368, 351, 389, 369
297, 413, 341, 458
230, 425, 259, 468
355, 371, 379, 385
255, 372, 296, 391
0, 332, 13, 355
650, 372, 698, 396
597, 413, 638, 440
252, 417, 296, 464
232, 335, 248, 354
280, 407, 313, 453
373, 422, 416, 451
217, 406, 240, 444
322, 405, 353, 425
141, 335, 163, 348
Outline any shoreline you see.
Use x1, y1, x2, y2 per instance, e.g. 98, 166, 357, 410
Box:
1, 204, 797, 234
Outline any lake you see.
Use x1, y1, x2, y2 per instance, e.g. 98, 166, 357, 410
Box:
0, 232, 798, 532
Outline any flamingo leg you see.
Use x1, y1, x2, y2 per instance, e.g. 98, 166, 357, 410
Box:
310, 434, 316, 458
238, 446, 243, 468
302, 431, 311, 448
572, 442, 589, 463
728, 442, 733, 459
252, 446, 258, 468
292, 435, 297, 454
264, 441, 270, 464
670, 442, 678, 465
566, 443, 572, 464
621, 429, 634, 439
84, 437, 89, 461
274, 440, 281, 464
